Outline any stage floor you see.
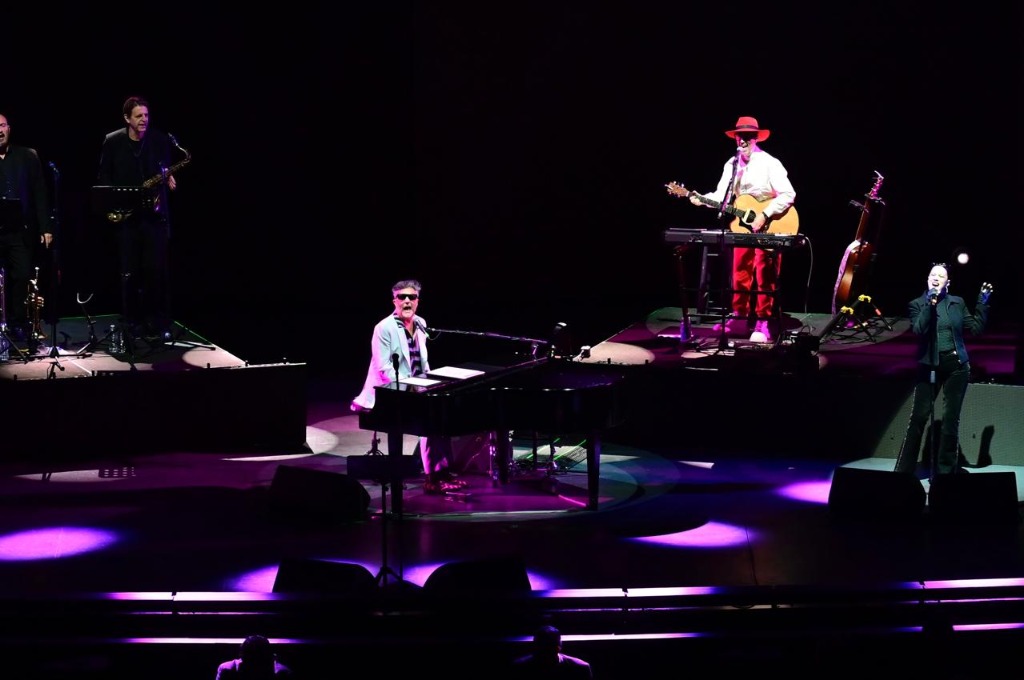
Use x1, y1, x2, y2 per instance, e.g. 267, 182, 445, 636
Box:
0, 315, 308, 459
0, 315, 243, 381
0, 309, 1022, 678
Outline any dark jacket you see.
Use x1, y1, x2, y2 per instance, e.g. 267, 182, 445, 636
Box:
0, 145, 50, 238
908, 291, 989, 366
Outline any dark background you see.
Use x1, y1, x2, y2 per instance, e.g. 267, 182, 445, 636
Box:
6, 3, 1022, 384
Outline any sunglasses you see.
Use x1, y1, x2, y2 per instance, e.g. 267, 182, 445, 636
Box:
395, 293, 419, 301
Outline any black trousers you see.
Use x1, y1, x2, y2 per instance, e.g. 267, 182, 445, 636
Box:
0, 228, 33, 328
893, 352, 970, 475
116, 217, 171, 334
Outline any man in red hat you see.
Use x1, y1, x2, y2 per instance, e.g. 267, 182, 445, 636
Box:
687, 115, 796, 342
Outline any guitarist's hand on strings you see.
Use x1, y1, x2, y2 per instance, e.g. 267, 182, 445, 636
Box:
751, 213, 769, 233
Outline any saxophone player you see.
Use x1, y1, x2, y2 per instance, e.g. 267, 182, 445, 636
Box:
97, 95, 179, 342
0, 112, 53, 344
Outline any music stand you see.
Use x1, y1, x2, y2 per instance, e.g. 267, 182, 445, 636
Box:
0, 197, 24, 233
347, 451, 422, 588
0, 199, 26, 359
0, 324, 27, 364
90, 185, 149, 224
89, 186, 155, 360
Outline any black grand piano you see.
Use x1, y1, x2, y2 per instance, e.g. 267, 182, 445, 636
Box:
357, 351, 629, 512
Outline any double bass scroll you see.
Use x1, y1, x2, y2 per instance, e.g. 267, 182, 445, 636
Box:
832, 171, 885, 314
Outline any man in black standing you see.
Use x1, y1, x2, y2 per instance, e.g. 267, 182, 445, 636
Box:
0, 112, 52, 344
97, 95, 180, 342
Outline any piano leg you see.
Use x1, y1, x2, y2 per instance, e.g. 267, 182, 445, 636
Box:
586, 431, 601, 511
493, 430, 513, 485
387, 431, 405, 517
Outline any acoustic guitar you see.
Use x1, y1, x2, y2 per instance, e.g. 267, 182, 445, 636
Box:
666, 181, 799, 235
833, 172, 884, 310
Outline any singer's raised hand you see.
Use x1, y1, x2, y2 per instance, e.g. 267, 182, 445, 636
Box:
979, 282, 994, 304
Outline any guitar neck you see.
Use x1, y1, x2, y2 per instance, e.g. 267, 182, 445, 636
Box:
695, 194, 742, 218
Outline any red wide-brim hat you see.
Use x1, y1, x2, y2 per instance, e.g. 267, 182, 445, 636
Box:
725, 116, 770, 142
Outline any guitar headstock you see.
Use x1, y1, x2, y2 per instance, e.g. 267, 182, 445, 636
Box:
867, 170, 884, 201
666, 181, 690, 199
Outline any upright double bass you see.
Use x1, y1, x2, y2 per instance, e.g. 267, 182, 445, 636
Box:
832, 172, 885, 314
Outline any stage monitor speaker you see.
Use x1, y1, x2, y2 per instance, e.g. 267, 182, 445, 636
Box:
928, 472, 1020, 525
828, 467, 926, 521
423, 556, 532, 596
269, 464, 370, 523
272, 558, 377, 595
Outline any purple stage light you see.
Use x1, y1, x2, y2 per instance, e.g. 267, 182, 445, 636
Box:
0, 527, 119, 561
631, 521, 751, 548
777, 479, 832, 504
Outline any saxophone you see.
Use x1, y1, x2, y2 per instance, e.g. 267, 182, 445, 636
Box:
107, 134, 192, 224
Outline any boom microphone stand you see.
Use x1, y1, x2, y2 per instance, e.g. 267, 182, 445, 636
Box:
0, 268, 29, 364
714, 151, 740, 351
926, 293, 940, 487
378, 353, 412, 588
41, 161, 67, 364
0, 196, 32, 363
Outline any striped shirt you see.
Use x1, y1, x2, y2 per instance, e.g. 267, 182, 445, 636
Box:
394, 316, 424, 376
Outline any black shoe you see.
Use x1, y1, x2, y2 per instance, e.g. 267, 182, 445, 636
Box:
423, 479, 447, 495
435, 470, 468, 488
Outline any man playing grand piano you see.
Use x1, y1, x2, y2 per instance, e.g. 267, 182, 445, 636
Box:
351, 279, 468, 494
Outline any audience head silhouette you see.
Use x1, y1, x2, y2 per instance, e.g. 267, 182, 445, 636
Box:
240, 635, 275, 671
510, 623, 593, 678
532, 625, 563, 662
215, 634, 292, 678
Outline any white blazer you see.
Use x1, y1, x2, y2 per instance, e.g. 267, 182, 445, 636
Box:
352, 313, 430, 411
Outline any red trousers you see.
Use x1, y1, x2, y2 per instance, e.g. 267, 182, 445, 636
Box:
731, 247, 781, 319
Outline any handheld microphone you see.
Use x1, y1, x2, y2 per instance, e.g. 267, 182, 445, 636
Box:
928, 288, 940, 304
